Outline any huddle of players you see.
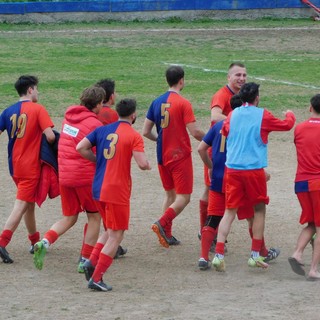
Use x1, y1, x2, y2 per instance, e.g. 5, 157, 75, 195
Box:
0, 63, 319, 292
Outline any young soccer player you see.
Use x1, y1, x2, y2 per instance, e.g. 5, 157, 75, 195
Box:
33, 86, 105, 271
77, 98, 151, 291
212, 82, 295, 272
197, 94, 279, 270
142, 65, 205, 248
96, 78, 119, 125
289, 94, 320, 281
199, 63, 247, 239
0, 75, 55, 263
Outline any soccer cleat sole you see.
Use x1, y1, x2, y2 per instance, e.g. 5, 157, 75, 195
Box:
151, 224, 169, 248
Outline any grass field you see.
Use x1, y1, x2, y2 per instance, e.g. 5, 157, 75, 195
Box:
0, 18, 319, 118
1, 18, 320, 320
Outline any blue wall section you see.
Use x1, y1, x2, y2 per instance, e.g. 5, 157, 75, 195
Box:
0, 0, 319, 14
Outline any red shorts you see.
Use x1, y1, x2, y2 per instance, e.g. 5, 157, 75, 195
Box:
297, 191, 320, 227
60, 185, 98, 216
225, 168, 269, 209
99, 202, 130, 230
208, 190, 254, 220
13, 177, 39, 202
158, 155, 193, 194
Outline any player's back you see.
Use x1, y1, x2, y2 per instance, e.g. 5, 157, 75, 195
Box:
147, 91, 195, 165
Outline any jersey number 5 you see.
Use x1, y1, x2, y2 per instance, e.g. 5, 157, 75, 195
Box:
104, 133, 119, 160
160, 103, 170, 128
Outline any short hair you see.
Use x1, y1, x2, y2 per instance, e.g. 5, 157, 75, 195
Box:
311, 94, 320, 114
239, 82, 260, 104
116, 98, 136, 117
80, 86, 105, 111
230, 94, 243, 110
95, 79, 115, 103
166, 66, 184, 87
228, 62, 246, 70
14, 75, 38, 97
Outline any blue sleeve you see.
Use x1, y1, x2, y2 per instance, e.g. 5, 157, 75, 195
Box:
86, 129, 97, 146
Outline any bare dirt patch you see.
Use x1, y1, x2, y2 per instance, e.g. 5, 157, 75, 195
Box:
1, 110, 319, 320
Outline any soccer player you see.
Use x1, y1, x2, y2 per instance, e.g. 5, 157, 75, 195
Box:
142, 65, 205, 248
0, 75, 55, 263
199, 63, 247, 239
197, 94, 279, 270
289, 94, 320, 281
77, 98, 151, 292
33, 86, 105, 271
96, 78, 119, 125
212, 82, 295, 272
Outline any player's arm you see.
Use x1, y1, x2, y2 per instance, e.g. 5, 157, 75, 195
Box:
133, 151, 151, 170
211, 106, 227, 124
198, 140, 212, 169
43, 127, 55, 144
186, 122, 205, 141
142, 118, 157, 141
76, 137, 96, 163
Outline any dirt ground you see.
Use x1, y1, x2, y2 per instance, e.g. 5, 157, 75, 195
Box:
0, 110, 320, 320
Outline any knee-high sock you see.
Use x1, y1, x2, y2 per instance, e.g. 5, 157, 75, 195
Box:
92, 253, 113, 283
199, 200, 208, 231
201, 226, 217, 260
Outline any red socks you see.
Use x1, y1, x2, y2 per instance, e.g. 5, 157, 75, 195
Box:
249, 228, 268, 256
81, 243, 94, 260
201, 226, 217, 260
89, 242, 104, 267
159, 208, 176, 237
28, 231, 40, 245
215, 241, 225, 256
43, 230, 59, 245
251, 238, 263, 252
0, 229, 13, 247
199, 200, 208, 231
92, 253, 113, 283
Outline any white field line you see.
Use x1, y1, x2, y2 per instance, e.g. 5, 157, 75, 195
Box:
163, 62, 320, 90
0, 26, 320, 34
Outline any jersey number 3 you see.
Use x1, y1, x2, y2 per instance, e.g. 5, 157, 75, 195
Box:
104, 133, 119, 160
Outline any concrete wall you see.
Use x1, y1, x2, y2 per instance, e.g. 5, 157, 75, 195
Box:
0, 0, 319, 23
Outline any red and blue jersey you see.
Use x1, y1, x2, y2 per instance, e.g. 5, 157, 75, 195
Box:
294, 118, 320, 193
203, 120, 226, 193
86, 120, 144, 205
146, 91, 195, 165
0, 100, 54, 178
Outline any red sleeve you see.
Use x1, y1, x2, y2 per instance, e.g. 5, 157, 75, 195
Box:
221, 112, 232, 137
132, 130, 145, 152
38, 105, 54, 131
183, 99, 196, 125
261, 109, 296, 143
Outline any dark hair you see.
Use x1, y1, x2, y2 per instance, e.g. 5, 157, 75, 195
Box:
230, 94, 243, 110
311, 94, 320, 114
228, 62, 246, 70
116, 98, 136, 117
166, 66, 184, 87
14, 75, 38, 96
95, 79, 115, 103
239, 82, 260, 104
80, 86, 105, 111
